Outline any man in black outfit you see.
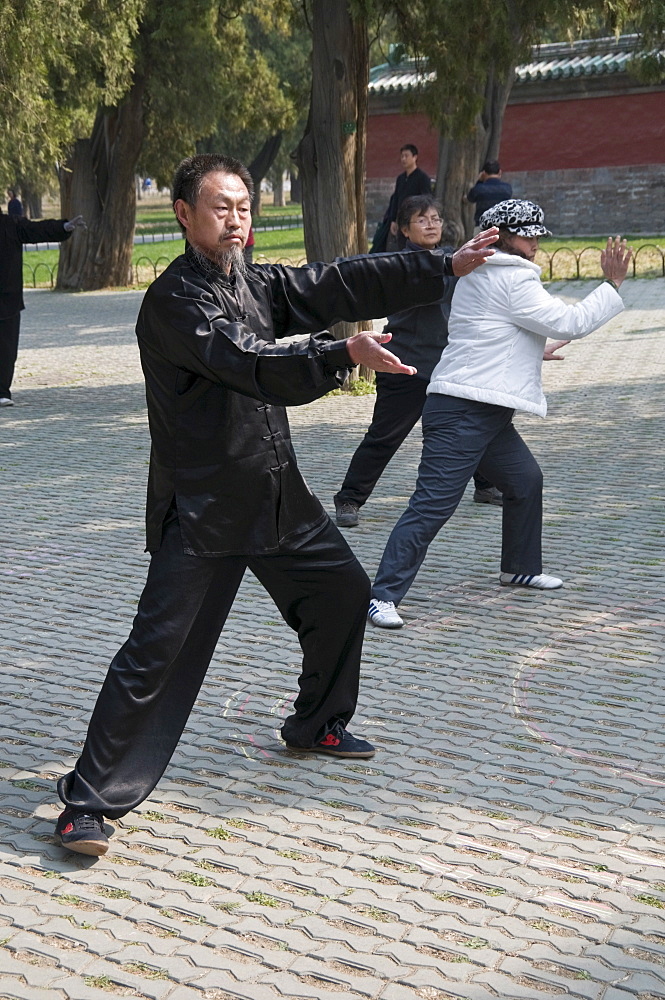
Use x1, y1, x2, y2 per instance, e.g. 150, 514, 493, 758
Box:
53, 153, 498, 856
380, 143, 432, 251
0, 211, 85, 406
370, 145, 431, 253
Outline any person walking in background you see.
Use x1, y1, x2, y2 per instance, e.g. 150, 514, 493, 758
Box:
334, 194, 502, 529
0, 211, 85, 407
368, 199, 632, 629
466, 161, 512, 232
6, 190, 23, 218
371, 144, 432, 253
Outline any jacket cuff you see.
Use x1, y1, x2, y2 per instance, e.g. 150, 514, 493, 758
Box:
433, 249, 455, 276
320, 341, 356, 373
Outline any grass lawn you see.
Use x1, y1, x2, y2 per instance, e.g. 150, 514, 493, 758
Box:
23, 230, 664, 288
23, 228, 307, 288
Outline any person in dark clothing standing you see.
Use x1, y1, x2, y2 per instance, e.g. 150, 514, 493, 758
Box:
52, 152, 498, 856
466, 161, 513, 230
371, 144, 432, 253
7, 190, 23, 218
334, 196, 501, 529
0, 212, 85, 406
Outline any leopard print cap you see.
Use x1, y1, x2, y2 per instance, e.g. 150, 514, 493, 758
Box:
479, 199, 552, 237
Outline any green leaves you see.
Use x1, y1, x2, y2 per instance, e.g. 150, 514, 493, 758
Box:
0, 0, 144, 183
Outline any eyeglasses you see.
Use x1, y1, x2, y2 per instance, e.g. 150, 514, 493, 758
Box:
411, 216, 443, 226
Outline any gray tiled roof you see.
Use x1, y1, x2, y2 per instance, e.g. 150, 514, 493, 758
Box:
368, 34, 659, 95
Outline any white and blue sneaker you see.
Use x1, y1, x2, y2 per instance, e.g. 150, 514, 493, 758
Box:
368, 599, 404, 629
499, 572, 563, 590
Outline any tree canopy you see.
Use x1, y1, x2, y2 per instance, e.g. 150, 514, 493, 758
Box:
1, 0, 306, 288
0, 0, 143, 190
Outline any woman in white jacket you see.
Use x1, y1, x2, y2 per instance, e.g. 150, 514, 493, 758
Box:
369, 199, 632, 629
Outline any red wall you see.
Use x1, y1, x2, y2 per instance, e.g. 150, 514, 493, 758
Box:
367, 92, 665, 178
366, 112, 439, 179
500, 92, 665, 171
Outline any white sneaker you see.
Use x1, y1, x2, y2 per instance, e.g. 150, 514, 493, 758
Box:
368, 599, 404, 629
0, 398, 13, 407
500, 572, 563, 590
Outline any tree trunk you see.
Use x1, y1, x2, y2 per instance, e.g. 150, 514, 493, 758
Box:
296, 0, 369, 356
20, 185, 42, 219
273, 171, 285, 207
248, 133, 283, 218
435, 65, 514, 244
57, 77, 145, 291
289, 169, 301, 204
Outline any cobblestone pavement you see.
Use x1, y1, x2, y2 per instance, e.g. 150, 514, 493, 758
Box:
0, 281, 663, 1000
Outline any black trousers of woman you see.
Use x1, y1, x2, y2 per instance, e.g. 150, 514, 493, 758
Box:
58, 512, 370, 819
335, 373, 492, 508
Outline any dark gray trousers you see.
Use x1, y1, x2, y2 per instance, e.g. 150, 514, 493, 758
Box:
58, 513, 370, 819
336, 374, 491, 508
372, 393, 543, 605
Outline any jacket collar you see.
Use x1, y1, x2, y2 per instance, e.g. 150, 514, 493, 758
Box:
484, 250, 542, 275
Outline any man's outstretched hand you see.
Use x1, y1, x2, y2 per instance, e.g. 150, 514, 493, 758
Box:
64, 215, 87, 232
451, 227, 499, 276
346, 331, 417, 375
543, 339, 570, 361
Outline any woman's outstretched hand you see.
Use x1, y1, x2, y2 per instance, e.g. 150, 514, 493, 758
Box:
601, 236, 632, 288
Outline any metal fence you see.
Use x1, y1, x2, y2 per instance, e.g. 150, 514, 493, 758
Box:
23, 243, 665, 290
537, 243, 665, 281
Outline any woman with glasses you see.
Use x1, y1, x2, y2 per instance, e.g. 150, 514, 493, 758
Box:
334, 195, 501, 530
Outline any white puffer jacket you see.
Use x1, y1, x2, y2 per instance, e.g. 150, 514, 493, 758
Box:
427, 251, 624, 416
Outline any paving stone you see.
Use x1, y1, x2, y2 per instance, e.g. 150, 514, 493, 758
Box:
0, 283, 663, 999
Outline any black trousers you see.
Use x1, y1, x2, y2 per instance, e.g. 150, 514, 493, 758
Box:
58, 513, 370, 819
0, 312, 21, 399
373, 394, 543, 606
336, 373, 491, 507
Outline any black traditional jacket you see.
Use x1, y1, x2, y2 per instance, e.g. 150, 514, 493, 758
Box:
0, 215, 71, 318
136, 246, 454, 556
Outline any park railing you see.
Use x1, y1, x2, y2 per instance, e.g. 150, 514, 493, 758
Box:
132, 215, 304, 243
23, 243, 665, 289
536, 243, 665, 281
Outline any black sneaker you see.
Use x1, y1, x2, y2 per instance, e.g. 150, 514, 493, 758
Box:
473, 486, 503, 506
334, 496, 360, 527
55, 807, 109, 856
285, 724, 375, 758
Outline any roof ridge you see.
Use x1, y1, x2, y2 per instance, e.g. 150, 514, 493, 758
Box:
368, 33, 662, 94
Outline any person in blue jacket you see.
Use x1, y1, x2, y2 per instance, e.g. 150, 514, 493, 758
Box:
466, 161, 513, 230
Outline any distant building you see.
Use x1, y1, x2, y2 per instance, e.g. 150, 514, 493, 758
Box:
367, 35, 665, 235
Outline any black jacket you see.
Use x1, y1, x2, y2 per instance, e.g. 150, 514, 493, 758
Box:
0, 215, 71, 318
137, 246, 454, 556
382, 241, 457, 380
387, 167, 433, 224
